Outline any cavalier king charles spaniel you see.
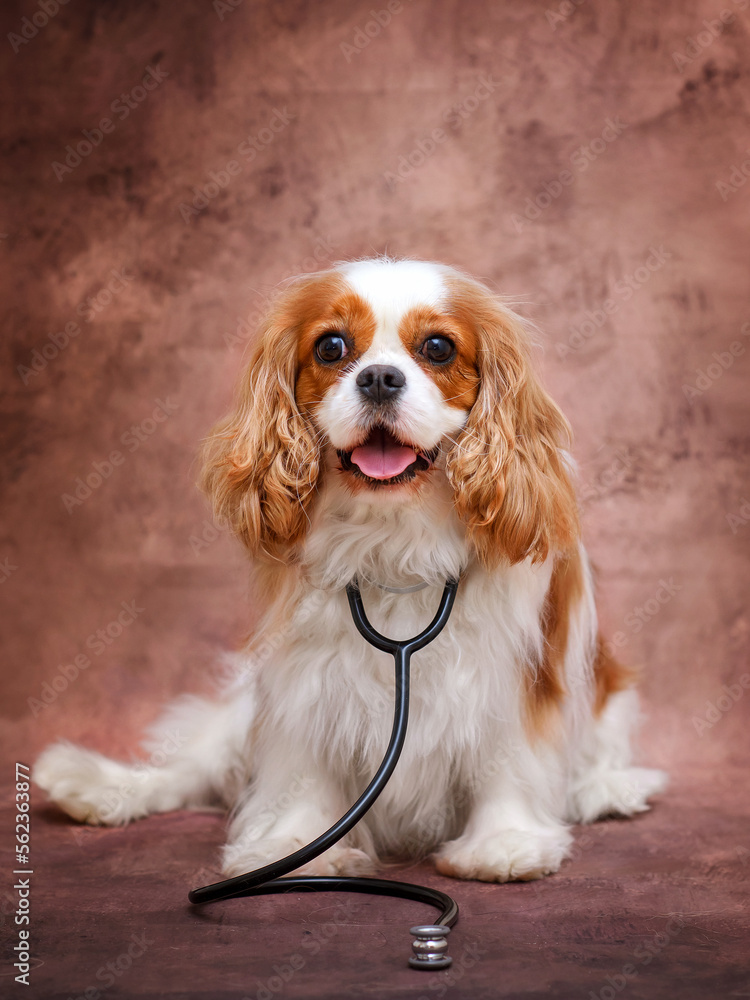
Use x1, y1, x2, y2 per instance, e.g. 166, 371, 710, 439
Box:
35, 257, 666, 883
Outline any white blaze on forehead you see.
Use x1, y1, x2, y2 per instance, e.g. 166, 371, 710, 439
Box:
316, 259, 467, 452
341, 259, 447, 355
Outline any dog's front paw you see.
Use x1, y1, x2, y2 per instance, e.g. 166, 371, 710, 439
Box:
222, 839, 376, 878
571, 766, 669, 823
434, 827, 572, 882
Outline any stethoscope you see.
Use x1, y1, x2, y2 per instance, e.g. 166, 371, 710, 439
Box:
189, 577, 460, 970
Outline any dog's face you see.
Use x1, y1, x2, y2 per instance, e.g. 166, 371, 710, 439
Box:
296, 261, 480, 494
202, 259, 578, 567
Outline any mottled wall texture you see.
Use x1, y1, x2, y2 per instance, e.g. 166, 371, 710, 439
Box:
2, 0, 749, 778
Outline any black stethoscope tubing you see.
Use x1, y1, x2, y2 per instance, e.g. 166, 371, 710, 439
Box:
189, 578, 460, 965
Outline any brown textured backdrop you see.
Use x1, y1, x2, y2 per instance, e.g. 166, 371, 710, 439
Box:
3, 0, 749, 768
2, 0, 750, 996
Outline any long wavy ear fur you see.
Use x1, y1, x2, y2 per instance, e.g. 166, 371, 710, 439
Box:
445, 279, 579, 567
200, 280, 324, 562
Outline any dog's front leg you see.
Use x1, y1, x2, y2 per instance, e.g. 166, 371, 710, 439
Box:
221, 747, 376, 878
434, 746, 572, 883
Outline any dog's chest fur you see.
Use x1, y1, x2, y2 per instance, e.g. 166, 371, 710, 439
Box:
250, 486, 556, 851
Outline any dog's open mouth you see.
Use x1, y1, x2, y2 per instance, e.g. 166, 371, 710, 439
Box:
337, 427, 439, 485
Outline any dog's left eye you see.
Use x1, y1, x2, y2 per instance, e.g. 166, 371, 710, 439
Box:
315, 333, 349, 363
420, 335, 455, 364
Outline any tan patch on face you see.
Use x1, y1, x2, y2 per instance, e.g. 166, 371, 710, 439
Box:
398, 305, 481, 412
525, 549, 584, 740
294, 280, 377, 419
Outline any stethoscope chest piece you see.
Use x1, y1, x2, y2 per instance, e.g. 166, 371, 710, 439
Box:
409, 924, 453, 969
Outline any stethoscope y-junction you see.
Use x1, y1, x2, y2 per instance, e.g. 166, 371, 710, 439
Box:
189, 577, 460, 969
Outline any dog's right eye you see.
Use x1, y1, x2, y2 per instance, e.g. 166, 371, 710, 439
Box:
315, 333, 349, 364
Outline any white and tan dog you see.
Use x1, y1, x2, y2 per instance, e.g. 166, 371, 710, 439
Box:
35, 258, 666, 883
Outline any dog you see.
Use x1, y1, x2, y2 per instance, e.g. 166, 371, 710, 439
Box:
34, 257, 667, 883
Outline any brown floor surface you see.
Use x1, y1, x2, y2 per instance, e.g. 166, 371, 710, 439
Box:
3, 763, 748, 1000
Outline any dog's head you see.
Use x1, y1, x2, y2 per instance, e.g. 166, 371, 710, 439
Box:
201, 258, 578, 566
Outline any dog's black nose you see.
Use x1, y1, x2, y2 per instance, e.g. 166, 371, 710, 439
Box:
356, 365, 406, 403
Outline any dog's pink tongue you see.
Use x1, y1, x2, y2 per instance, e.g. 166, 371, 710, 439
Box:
350, 431, 416, 480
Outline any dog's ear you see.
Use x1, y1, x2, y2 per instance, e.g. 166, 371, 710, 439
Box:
200, 283, 322, 562
445, 285, 579, 567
